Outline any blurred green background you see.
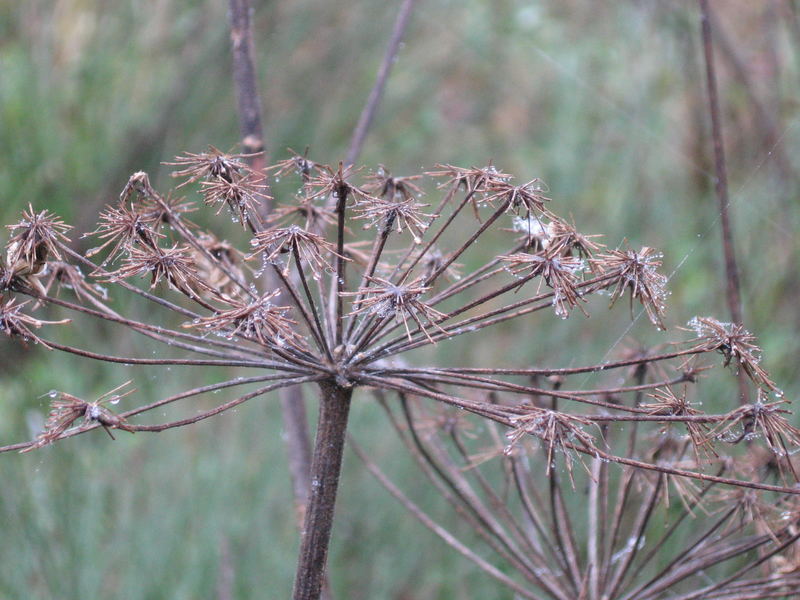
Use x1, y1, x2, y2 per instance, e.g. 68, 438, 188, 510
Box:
2, 0, 800, 598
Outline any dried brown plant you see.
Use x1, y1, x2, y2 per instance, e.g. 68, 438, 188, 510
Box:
684, 316, 781, 394
2, 150, 799, 600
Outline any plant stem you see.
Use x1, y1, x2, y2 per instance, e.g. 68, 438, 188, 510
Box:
698, 0, 749, 405
281, 385, 315, 525
345, 0, 418, 167
698, 0, 742, 326
228, 0, 266, 165
292, 381, 353, 600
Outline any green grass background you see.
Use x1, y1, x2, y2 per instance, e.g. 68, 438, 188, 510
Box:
2, 0, 800, 597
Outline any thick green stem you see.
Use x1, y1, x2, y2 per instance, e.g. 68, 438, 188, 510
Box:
292, 381, 353, 600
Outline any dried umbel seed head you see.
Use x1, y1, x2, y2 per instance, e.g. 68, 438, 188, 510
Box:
505, 407, 598, 485
248, 225, 341, 278
642, 386, 712, 463
546, 217, 603, 259
500, 249, 586, 318
591, 245, 668, 330
306, 162, 371, 205
427, 163, 513, 196
362, 166, 424, 202
485, 178, 551, 217
21, 382, 135, 453
426, 163, 515, 219
85, 202, 163, 263
102, 243, 202, 296
185, 291, 304, 351
344, 276, 447, 343
685, 316, 780, 394
0, 296, 70, 348
5, 205, 71, 281
352, 194, 432, 243
707, 391, 800, 467
166, 146, 255, 187
165, 147, 269, 229
200, 175, 269, 228
267, 148, 317, 180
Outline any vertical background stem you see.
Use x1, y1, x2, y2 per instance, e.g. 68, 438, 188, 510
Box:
228, 0, 267, 169
345, 0, 419, 167
698, 0, 743, 327
292, 382, 353, 600
698, 0, 750, 405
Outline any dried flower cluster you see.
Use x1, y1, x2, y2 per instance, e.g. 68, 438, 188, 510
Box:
2, 148, 799, 599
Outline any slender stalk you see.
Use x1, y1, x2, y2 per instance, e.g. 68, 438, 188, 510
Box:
334, 187, 349, 347
228, 0, 267, 171
133, 377, 319, 432
292, 381, 353, 600
698, 0, 750, 406
1, 376, 319, 453
706, 6, 794, 182
343, 221, 392, 343
345, 0, 419, 167
292, 243, 333, 361
349, 439, 543, 600
280, 385, 315, 525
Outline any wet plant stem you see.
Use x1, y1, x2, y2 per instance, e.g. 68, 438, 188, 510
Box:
334, 188, 349, 348
292, 381, 353, 600
698, 0, 750, 406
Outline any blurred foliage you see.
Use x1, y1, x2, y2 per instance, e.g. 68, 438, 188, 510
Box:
1, 0, 800, 598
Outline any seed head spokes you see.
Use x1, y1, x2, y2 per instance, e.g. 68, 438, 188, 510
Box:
352, 194, 432, 243
591, 245, 668, 330
684, 316, 780, 394
505, 407, 598, 487
0, 295, 70, 348
5, 204, 71, 280
21, 381, 135, 453
643, 386, 713, 463
248, 225, 341, 279
362, 166, 425, 202
267, 148, 318, 180
500, 248, 586, 318
185, 291, 305, 351
101, 243, 202, 297
707, 391, 800, 466
166, 146, 257, 187
344, 275, 447, 342
85, 202, 163, 263
305, 162, 370, 205
200, 175, 269, 229
485, 178, 551, 218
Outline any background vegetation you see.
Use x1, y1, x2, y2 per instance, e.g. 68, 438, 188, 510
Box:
1, 0, 799, 597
